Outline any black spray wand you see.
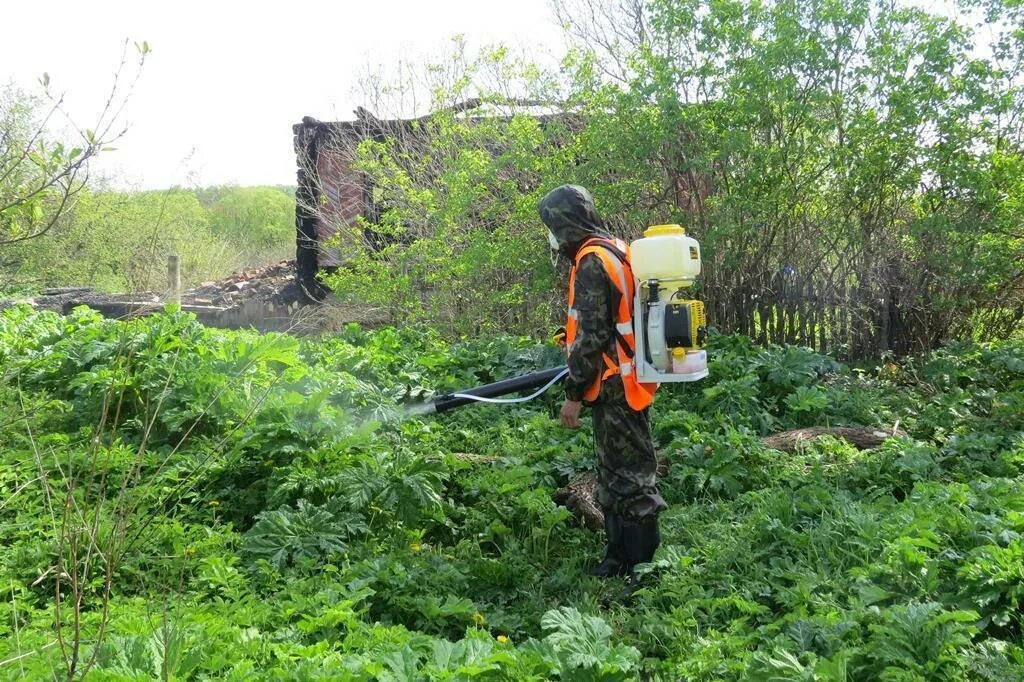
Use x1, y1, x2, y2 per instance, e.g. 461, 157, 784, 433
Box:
425, 366, 568, 414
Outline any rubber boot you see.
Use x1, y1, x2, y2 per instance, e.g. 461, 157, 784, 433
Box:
619, 515, 661, 598
591, 514, 627, 578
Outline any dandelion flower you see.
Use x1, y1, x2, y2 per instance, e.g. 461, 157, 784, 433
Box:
472, 612, 486, 626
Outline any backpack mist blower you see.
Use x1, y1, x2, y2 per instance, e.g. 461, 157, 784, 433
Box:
420, 225, 708, 415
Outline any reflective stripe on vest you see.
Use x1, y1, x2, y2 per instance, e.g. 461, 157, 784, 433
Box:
565, 237, 657, 411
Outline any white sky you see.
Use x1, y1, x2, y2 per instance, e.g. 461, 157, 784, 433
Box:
1, 0, 565, 189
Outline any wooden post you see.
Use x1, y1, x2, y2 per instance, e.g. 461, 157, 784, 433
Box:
167, 254, 181, 304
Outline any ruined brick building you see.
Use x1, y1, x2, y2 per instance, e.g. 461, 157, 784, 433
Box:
291, 101, 714, 302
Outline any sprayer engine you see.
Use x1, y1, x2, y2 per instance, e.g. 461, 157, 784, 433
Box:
630, 225, 708, 382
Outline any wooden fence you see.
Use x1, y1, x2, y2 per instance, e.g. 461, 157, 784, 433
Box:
705, 269, 947, 360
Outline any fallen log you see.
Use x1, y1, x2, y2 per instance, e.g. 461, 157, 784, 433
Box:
760, 426, 905, 453
555, 425, 905, 530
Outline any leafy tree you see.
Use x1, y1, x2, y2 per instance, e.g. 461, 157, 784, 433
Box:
0, 41, 148, 272
7, 184, 299, 293
317, 45, 573, 336
209, 185, 294, 253
13, 189, 232, 291
324, 0, 1024, 355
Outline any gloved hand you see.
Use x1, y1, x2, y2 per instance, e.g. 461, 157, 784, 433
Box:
552, 326, 567, 349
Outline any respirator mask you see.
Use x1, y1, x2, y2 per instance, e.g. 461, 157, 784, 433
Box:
547, 230, 560, 268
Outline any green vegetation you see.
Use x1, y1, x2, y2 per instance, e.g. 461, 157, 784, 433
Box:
0, 42, 148, 276
206, 186, 295, 253
2, 1, 1023, 678
1, 49, 293, 294
2, 305, 1023, 679
324, 0, 1024, 353
5, 185, 295, 293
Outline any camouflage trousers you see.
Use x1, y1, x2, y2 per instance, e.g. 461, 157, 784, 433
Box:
591, 375, 667, 520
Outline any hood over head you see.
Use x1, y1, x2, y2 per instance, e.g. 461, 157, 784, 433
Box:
538, 184, 609, 258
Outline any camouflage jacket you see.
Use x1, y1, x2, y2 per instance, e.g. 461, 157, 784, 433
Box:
565, 253, 620, 402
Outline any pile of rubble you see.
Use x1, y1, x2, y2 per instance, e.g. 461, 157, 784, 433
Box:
4, 259, 395, 333
3, 260, 333, 332
186, 260, 310, 309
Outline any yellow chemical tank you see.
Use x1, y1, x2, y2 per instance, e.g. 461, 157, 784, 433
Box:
629, 224, 702, 285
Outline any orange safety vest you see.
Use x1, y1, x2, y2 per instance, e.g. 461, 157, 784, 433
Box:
566, 236, 658, 411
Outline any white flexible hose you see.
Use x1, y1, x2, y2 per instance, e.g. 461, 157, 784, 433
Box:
449, 367, 570, 405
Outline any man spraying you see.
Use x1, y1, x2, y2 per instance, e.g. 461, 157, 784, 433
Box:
539, 184, 665, 586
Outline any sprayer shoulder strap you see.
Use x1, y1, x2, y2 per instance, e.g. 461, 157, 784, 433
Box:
608, 328, 634, 361
579, 237, 628, 266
